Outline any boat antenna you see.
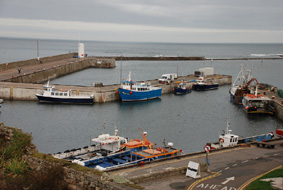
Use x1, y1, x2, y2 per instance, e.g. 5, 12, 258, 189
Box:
102, 121, 106, 134
226, 117, 230, 134
120, 55, 123, 83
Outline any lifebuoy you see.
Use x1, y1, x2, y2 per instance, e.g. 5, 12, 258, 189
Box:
219, 138, 224, 143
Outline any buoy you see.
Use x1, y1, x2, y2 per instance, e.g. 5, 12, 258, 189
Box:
130, 91, 132, 95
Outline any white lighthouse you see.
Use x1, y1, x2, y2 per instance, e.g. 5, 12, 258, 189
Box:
78, 43, 85, 58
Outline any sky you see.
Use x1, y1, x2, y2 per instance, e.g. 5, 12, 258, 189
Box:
0, 0, 283, 43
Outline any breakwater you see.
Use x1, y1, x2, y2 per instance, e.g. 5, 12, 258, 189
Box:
1, 57, 115, 84
0, 53, 77, 71
0, 74, 232, 102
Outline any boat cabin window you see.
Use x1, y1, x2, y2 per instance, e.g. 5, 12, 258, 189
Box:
51, 92, 54, 95
55, 93, 59, 96
64, 93, 67, 96
60, 93, 63, 96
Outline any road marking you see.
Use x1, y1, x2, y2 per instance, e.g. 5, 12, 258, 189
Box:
225, 167, 230, 170
232, 164, 237, 167
238, 165, 282, 190
221, 176, 235, 185
242, 160, 248, 163
187, 172, 221, 190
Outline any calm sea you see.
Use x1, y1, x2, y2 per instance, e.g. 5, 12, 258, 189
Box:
0, 37, 282, 154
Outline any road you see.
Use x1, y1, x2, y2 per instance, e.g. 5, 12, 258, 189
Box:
108, 143, 283, 190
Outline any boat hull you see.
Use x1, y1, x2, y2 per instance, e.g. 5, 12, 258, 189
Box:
276, 129, 283, 138
229, 91, 243, 104
118, 88, 162, 101
36, 95, 94, 104
192, 84, 219, 91
173, 87, 191, 95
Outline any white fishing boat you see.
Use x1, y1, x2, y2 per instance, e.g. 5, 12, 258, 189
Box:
206, 118, 275, 150
53, 129, 127, 161
36, 81, 94, 104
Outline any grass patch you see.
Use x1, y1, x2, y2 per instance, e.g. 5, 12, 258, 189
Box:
246, 168, 283, 190
33, 152, 104, 175
0, 127, 69, 189
0, 129, 32, 176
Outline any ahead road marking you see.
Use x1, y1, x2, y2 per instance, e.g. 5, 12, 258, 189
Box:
187, 172, 221, 190
221, 176, 235, 185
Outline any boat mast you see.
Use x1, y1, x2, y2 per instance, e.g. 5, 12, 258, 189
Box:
233, 64, 245, 87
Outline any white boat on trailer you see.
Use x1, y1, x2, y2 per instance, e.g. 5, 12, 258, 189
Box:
206, 118, 275, 150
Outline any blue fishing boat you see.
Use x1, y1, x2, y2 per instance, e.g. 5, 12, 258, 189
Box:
173, 81, 191, 95
118, 72, 162, 101
36, 81, 94, 104
192, 77, 219, 91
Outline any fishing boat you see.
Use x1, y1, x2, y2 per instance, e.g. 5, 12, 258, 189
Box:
53, 128, 179, 171
229, 65, 258, 104
242, 86, 275, 114
192, 77, 219, 91
36, 81, 94, 104
173, 80, 192, 95
206, 118, 274, 150
53, 129, 127, 160
118, 72, 162, 101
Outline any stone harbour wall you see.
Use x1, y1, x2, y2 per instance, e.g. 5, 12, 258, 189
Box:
4, 58, 115, 84
0, 53, 78, 71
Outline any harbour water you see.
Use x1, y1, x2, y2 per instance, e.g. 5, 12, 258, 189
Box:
0, 37, 282, 154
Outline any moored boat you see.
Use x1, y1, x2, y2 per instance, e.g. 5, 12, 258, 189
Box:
118, 72, 162, 101
53, 128, 179, 171
229, 65, 258, 104
173, 80, 192, 95
242, 86, 275, 114
192, 77, 219, 91
206, 118, 274, 150
36, 81, 94, 104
